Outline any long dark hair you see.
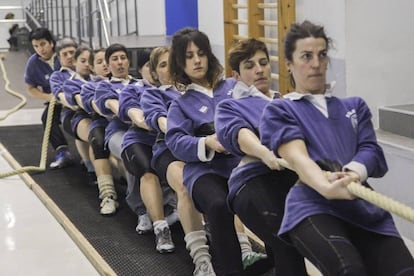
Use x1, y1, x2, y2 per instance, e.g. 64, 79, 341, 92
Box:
169, 28, 223, 89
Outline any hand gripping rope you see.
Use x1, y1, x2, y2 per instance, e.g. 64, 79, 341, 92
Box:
276, 158, 414, 224
0, 53, 54, 177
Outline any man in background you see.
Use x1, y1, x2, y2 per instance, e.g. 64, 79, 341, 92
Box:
24, 27, 74, 169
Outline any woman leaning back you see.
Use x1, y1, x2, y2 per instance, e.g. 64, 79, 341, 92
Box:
260, 20, 414, 276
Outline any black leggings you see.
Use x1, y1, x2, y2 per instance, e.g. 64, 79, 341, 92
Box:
192, 174, 242, 275
88, 126, 110, 159
232, 170, 307, 276
289, 214, 414, 276
121, 143, 155, 179
41, 102, 68, 150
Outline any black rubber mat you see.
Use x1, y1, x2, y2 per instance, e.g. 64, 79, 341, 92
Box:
0, 124, 194, 275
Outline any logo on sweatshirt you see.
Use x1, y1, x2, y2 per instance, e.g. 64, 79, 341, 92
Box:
199, 106, 208, 113
346, 109, 358, 131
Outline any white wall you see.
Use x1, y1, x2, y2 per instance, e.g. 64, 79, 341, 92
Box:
346, 0, 414, 127
137, 0, 165, 36
198, 0, 226, 66
296, 0, 347, 98
289, 0, 414, 127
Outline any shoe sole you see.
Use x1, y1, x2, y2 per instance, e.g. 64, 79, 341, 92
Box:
136, 229, 153, 235
100, 207, 118, 216
100, 211, 117, 216
157, 248, 175, 254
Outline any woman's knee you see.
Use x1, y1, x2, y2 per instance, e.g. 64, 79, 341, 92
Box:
141, 172, 159, 184
205, 197, 230, 220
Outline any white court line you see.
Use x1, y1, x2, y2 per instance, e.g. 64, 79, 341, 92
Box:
0, 108, 43, 127
0, 152, 98, 276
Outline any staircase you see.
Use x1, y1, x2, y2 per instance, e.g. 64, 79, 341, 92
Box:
379, 104, 414, 139
375, 104, 414, 242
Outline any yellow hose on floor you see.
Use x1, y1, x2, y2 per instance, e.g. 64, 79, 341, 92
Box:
0, 53, 54, 178
276, 158, 414, 223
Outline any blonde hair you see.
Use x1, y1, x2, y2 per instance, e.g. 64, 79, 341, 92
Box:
149, 46, 170, 86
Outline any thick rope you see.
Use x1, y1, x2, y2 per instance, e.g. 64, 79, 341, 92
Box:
276, 158, 414, 223
0, 54, 54, 178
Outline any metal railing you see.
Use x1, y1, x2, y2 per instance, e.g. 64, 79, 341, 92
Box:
25, 0, 139, 49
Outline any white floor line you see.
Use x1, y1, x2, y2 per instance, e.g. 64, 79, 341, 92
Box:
0, 108, 43, 127
0, 155, 98, 276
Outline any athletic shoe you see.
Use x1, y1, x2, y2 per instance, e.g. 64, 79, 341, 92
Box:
50, 150, 74, 169
100, 196, 118, 215
155, 226, 175, 254
242, 252, 268, 269
136, 213, 153, 234
194, 259, 216, 276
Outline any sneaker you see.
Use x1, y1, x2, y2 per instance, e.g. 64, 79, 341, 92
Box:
242, 252, 267, 269
194, 259, 216, 276
100, 196, 118, 215
165, 209, 179, 226
50, 150, 74, 169
136, 213, 153, 234
155, 226, 175, 254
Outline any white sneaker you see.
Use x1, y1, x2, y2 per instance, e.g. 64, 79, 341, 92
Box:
194, 259, 216, 276
166, 209, 180, 226
136, 213, 153, 234
155, 226, 175, 254
100, 197, 118, 215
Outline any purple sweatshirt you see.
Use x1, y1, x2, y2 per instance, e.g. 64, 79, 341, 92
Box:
140, 85, 181, 168
166, 78, 239, 197
94, 78, 132, 145
118, 80, 156, 151
24, 53, 60, 94
260, 94, 399, 240
215, 82, 276, 208
80, 78, 109, 132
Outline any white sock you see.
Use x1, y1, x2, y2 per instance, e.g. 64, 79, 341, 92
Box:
153, 220, 168, 232
97, 174, 116, 199
185, 230, 211, 265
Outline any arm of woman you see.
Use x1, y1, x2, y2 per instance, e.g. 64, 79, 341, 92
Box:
157, 116, 167, 133
238, 128, 281, 170
94, 81, 119, 116
279, 139, 355, 200
166, 101, 215, 162
140, 88, 167, 133
105, 99, 119, 116
74, 94, 85, 110
127, 107, 150, 130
